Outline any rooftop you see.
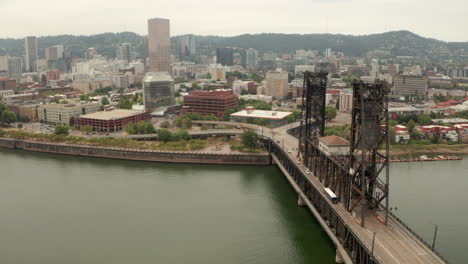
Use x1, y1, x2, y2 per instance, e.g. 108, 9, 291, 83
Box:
78, 109, 145, 120
144, 72, 174, 82
231, 108, 292, 120
319, 135, 350, 146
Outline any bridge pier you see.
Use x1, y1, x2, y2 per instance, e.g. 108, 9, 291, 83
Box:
335, 249, 344, 264
298, 195, 306, 206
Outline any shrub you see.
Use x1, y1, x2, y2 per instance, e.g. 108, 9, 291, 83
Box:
54, 125, 70, 136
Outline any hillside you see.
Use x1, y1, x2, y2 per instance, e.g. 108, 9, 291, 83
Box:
1, 31, 467, 61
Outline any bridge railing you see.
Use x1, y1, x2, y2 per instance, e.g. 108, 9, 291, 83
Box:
285, 126, 448, 263
262, 137, 379, 264
387, 211, 449, 263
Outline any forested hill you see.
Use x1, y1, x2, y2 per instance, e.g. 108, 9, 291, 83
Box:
1, 30, 467, 60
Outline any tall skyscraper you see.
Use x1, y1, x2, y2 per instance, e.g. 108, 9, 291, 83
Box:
24, 36, 37, 72
117, 43, 131, 62
147, 18, 171, 73
246, 48, 259, 68
179, 35, 196, 62
216, 48, 234, 66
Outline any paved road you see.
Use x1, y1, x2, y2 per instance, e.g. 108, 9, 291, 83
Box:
263, 124, 446, 264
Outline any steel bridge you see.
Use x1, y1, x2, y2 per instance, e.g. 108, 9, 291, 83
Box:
256, 71, 447, 263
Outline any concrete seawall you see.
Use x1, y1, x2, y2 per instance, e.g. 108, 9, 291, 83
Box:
0, 138, 270, 165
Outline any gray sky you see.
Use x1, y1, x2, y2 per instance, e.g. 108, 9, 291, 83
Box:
1, 0, 466, 42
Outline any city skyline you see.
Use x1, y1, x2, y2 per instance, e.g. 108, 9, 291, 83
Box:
0, 0, 467, 42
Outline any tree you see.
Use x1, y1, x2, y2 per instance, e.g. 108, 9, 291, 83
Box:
407, 120, 416, 133
181, 118, 192, 129
0, 110, 17, 125
175, 130, 191, 141
54, 125, 69, 136
81, 126, 93, 134
431, 136, 441, 144
240, 89, 248, 95
241, 130, 258, 150
125, 123, 137, 134
157, 129, 173, 142
118, 96, 133, 109
101, 97, 110, 105
417, 114, 432, 126
325, 106, 337, 121
69, 116, 75, 126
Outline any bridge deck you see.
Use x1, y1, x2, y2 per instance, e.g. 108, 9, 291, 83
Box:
270, 124, 446, 264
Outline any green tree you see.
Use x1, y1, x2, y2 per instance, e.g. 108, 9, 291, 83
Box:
241, 130, 258, 150
325, 106, 337, 121
431, 136, 441, 144
101, 97, 110, 105
407, 120, 416, 133
125, 123, 137, 134
81, 126, 93, 134
118, 96, 133, 109
417, 114, 432, 126
157, 129, 173, 142
69, 116, 75, 126
175, 130, 191, 141
181, 118, 192, 129
240, 89, 248, 95
54, 125, 69, 135
0, 110, 17, 125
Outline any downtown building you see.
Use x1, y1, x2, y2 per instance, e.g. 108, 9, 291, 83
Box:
216, 47, 234, 66
143, 72, 175, 111
38, 102, 101, 125
147, 18, 171, 73
393, 76, 428, 97
246, 48, 258, 68
75, 109, 150, 132
265, 70, 289, 99
24, 36, 38, 72
182, 89, 238, 119
179, 35, 196, 62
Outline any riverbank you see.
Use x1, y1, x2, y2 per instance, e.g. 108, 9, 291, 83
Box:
0, 129, 269, 165
389, 143, 468, 156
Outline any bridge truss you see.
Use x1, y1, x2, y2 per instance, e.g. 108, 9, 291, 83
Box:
348, 80, 390, 226
297, 73, 390, 227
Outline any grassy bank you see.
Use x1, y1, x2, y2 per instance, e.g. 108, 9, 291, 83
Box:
0, 129, 265, 153
0, 129, 208, 152
389, 143, 468, 156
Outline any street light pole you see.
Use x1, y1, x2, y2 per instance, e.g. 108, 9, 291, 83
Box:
371, 232, 376, 259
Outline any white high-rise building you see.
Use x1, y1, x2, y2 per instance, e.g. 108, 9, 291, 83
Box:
246, 48, 258, 68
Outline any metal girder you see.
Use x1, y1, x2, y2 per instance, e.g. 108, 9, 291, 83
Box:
347, 79, 390, 226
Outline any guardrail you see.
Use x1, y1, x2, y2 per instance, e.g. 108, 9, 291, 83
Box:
388, 211, 449, 263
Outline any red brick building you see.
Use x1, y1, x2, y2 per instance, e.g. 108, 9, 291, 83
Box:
75, 110, 150, 132
182, 89, 238, 119
0, 78, 16, 90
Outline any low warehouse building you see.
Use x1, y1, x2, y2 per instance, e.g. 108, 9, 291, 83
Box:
75, 109, 150, 132
230, 106, 292, 127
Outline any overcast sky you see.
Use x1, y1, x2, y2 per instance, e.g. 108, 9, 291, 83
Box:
0, 0, 466, 42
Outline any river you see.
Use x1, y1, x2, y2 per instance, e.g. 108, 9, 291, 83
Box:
0, 148, 335, 264
1, 148, 465, 263
390, 157, 468, 264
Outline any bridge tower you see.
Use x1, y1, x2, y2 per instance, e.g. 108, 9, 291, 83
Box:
347, 79, 390, 226
297, 70, 328, 168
